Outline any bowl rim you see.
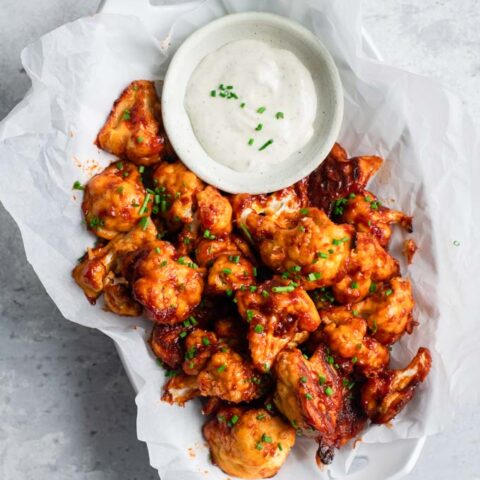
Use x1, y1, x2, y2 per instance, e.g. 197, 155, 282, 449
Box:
161, 11, 344, 194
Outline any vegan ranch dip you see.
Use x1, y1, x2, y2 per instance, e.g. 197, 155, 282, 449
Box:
185, 39, 317, 172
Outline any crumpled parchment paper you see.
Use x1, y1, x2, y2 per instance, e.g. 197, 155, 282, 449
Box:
1, 0, 479, 479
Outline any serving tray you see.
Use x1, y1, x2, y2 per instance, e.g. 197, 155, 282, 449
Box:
98, 1, 427, 478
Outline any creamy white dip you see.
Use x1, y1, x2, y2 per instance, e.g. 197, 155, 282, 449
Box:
185, 39, 317, 172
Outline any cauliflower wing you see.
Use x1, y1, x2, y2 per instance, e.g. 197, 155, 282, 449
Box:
274, 346, 365, 465
231, 184, 308, 240
96, 80, 170, 165
252, 208, 354, 290
307, 143, 383, 215
182, 328, 217, 375
203, 407, 296, 479
72, 217, 157, 303
152, 161, 204, 227
82, 161, 149, 239
340, 191, 412, 248
197, 348, 266, 403
103, 274, 142, 316
361, 347, 431, 423
321, 315, 390, 372
197, 186, 233, 237
132, 241, 204, 324
354, 277, 415, 345
162, 372, 200, 406
332, 232, 399, 304
236, 279, 320, 372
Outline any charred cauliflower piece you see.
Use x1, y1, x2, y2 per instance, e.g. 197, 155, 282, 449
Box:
340, 191, 412, 248
232, 184, 308, 240
197, 348, 265, 403
132, 241, 204, 324
197, 186, 233, 237
353, 277, 415, 345
152, 161, 204, 227
332, 232, 399, 304
236, 279, 320, 372
321, 314, 390, 372
307, 143, 383, 215
82, 161, 149, 239
72, 218, 157, 303
361, 347, 431, 423
162, 372, 200, 406
203, 407, 295, 479
252, 208, 354, 290
96, 80, 170, 165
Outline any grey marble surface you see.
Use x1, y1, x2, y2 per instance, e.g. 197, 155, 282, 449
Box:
0, 1, 479, 479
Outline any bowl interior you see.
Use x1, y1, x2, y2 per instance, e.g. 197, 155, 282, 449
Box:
162, 12, 343, 194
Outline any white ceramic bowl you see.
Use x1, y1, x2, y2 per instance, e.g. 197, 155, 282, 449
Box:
161, 12, 343, 194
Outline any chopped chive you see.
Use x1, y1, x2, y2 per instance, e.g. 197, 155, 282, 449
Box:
210, 90, 216, 97
240, 223, 254, 244
369, 282, 377, 293
261, 290, 269, 298
327, 355, 334, 364
257, 413, 266, 420
122, 109, 131, 120
248, 138, 254, 146
138, 193, 151, 215
240, 102, 246, 108
352, 356, 358, 364
217, 364, 226, 373
259, 139, 274, 151
160, 260, 167, 267
136, 136, 144, 143
271, 285, 295, 293
249, 285, 257, 292
202, 337, 211, 346
453, 240, 460, 246
219, 84, 225, 90
278, 443, 283, 451
246, 310, 254, 322
254, 324, 264, 334
229, 414, 239, 426
385, 289, 393, 296
307, 272, 322, 281
203, 229, 216, 240
255, 123, 263, 131
350, 281, 359, 289
305, 392, 313, 400
318, 375, 326, 385
275, 111, 284, 119
372, 319, 378, 334
183, 237, 190, 245
138, 165, 145, 173
155, 247, 161, 254
300, 208, 309, 215
262, 433, 272, 443
139, 217, 148, 230
255, 442, 263, 450
317, 252, 328, 259
222, 268, 232, 275
300, 376, 307, 383
72, 180, 84, 191
226, 85, 233, 89
179, 331, 187, 339
257, 106, 266, 114
116, 161, 123, 170
253, 267, 258, 277
324, 386, 333, 396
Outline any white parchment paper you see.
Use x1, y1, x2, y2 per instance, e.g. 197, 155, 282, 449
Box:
1, 0, 479, 478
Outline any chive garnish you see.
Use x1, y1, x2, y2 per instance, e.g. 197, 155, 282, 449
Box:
271, 285, 294, 293
240, 102, 246, 108
72, 181, 84, 191
257, 106, 266, 114
258, 139, 274, 151
255, 123, 263, 131
248, 138, 254, 146
138, 193, 151, 215
275, 111, 284, 119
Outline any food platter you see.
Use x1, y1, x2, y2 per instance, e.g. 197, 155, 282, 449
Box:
98, 1, 427, 478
